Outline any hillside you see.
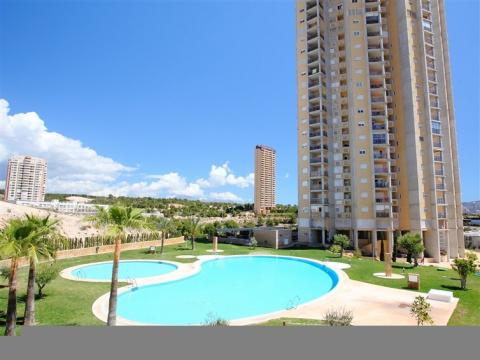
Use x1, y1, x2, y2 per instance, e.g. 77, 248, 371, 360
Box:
0, 201, 100, 238
463, 201, 480, 214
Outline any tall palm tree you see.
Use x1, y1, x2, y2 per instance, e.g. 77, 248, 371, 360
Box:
89, 205, 153, 326
186, 217, 201, 250
23, 214, 63, 326
0, 218, 35, 336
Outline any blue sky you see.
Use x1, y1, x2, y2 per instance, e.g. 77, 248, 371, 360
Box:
0, 0, 478, 204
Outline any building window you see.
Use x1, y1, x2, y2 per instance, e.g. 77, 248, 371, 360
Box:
356, 82, 363, 87
358, 121, 365, 127
357, 109, 364, 113
353, 31, 360, 36
359, 149, 366, 155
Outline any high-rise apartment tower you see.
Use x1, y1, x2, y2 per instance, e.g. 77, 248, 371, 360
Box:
4, 155, 48, 202
296, 0, 464, 261
254, 145, 276, 215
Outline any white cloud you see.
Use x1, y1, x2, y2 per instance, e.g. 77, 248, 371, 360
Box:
90, 173, 205, 199
285, 172, 290, 179
0, 99, 132, 194
196, 162, 254, 189
208, 191, 243, 202
0, 99, 251, 202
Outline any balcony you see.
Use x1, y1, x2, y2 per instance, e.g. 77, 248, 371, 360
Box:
376, 198, 390, 204
375, 167, 389, 174
374, 153, 387, 159
376, 211, 390, 218
375, 181, 389, 188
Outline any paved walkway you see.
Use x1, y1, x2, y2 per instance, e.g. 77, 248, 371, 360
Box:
263, 278, 457, 326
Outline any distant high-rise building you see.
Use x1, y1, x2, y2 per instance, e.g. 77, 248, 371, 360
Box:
296, 0, 464, 261
254, 145, 276, 215
5, 155, 47, 202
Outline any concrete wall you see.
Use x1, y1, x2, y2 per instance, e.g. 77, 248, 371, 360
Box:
253, 229, 292, 250
0, 236, 185, 268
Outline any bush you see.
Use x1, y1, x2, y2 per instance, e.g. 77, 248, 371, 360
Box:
329, 244, 342, 257
333, 234, 350, 257
323, 308, 354, 326
397, 233, 425, 265
204, 313, 229, 326
353, 248, 362, 259
249, 236, 258, 250
0, 267, 11, 281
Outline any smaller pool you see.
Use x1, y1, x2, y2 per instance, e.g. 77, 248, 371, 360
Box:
71, 260, 177, 281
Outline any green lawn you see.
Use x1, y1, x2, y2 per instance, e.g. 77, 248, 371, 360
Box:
1, 240, 478, 331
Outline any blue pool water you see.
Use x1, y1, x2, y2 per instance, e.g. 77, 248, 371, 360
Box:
117, 256, 338, 325
72, 261, 177, 281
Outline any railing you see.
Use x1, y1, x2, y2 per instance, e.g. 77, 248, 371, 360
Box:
376, 212, 390, 218
374, 153, 387, 159
375, 168, 388, 173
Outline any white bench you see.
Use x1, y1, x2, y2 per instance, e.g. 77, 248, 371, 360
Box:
427, 289, 454, 303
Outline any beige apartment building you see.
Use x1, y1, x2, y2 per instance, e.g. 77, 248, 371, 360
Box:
296, 0, 464, 261
4, 155, 47, 202
254, 145, 276, 215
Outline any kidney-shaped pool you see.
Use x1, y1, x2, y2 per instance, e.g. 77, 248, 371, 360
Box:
116, 256, 339, 325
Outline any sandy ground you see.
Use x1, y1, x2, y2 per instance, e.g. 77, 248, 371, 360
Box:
0, 200, 100, 238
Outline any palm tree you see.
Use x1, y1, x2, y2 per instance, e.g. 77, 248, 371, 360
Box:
89, 205, 153, 326
155, 217, 171, 255
0, 218, 35, 336
23, 214, 63, 326
186, 217, 201, 250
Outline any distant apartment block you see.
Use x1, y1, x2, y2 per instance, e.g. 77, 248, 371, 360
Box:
296, 0, 464, 261
254, 145, 276, 215
5, 155, 47, 202
16, 200, 107, 216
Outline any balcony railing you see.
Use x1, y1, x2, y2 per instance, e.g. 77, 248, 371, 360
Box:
376, 211, 390, 218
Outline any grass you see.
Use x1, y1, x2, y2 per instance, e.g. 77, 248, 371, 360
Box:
0, 239, 478, 331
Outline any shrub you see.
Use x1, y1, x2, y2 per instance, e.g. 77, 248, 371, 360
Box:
249, 236, 258, 250
0, 266, 11, 281
397, 233, 425, 266
204, 313, 229, 326
410, 296, 433, 326
353, 248, 362, 259
329, 244, 342, 257
323, 308, 354, 326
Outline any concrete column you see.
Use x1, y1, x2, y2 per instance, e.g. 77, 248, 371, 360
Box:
322, 229, 326, 246
213, 236, 218, 252
372, 231, 377, 258
353, 229, 358, 249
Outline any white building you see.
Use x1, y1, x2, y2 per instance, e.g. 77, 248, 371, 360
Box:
5, 155, 47, 202
16, 199, 107, 216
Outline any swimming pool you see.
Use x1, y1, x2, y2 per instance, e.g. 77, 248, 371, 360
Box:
116, 256, 339, 325
71, 260, 177, 281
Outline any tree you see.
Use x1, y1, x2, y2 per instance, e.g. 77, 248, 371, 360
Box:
89, 205, 153, 326
185, 217, 202, 250
35, 262, 61, 298
397, 233, 425, 266
0, 218, 36, 336
333, 234, 350, 257
452, 253, 478, 290
154, 217, 174, 255
410, 295, 433, 326
22, 214, 63, 326
249, 236, 258, 250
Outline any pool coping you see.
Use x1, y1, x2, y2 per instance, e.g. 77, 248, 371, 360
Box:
90, 254, 348, 326
60, 259, 185, 284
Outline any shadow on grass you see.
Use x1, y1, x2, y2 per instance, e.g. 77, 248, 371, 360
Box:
441, 284, 463, 291
392, 263, 414, 269
0, 311, 25, 326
